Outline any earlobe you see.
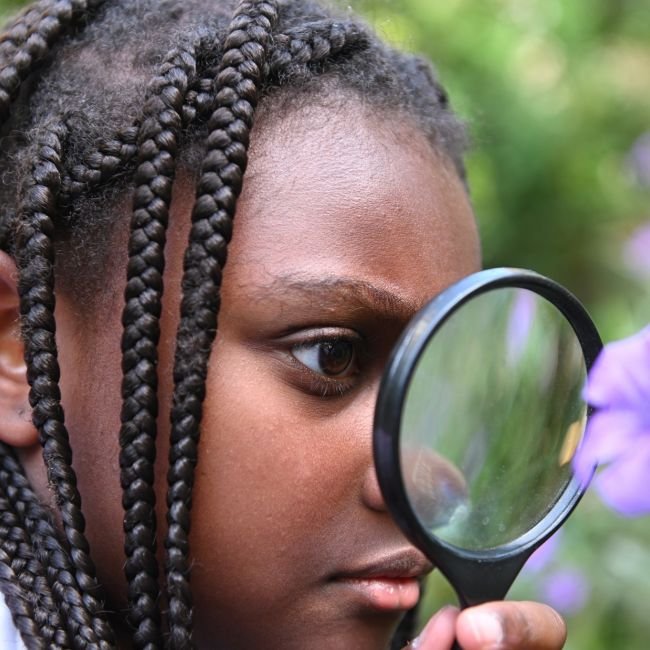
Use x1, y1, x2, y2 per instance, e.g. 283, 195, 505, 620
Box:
0, 251, 38, 448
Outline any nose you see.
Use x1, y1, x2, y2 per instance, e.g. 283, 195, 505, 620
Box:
364, 445, 468, 527
361, 463, 389, 513
359, 380, 468, 528
358, 378, 390, 513
345, 371, 396, 515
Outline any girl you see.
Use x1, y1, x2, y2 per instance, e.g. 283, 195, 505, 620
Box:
0, 0, 568, 647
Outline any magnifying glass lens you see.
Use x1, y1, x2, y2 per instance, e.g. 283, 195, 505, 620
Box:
400, 288, 588, 551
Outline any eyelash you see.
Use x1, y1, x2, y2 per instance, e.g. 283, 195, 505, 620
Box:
286, 330, 363, 397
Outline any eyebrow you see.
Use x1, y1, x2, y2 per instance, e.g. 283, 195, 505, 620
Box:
257, 273, 423, 324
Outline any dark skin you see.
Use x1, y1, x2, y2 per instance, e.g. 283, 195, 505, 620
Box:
0, 102, 566, 649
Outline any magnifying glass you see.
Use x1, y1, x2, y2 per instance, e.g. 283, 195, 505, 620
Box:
374, 268, 602, 613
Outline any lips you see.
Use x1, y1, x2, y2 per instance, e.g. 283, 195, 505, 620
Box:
331, 548, 434, 612
333, 548, 433, 580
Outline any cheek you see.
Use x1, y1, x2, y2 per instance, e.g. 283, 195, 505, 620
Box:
189, 338, 372, 607
54, 307, 126, 596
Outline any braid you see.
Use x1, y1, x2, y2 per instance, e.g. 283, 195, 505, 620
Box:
0, 2, 43, 55
119, 42, 200, 650
0, 442, 78, 648
164, 2, 279, 647
184, 64, 221, 124
0, 543, 44, 649
0, 0, 106, 127
15, 122, 114, 649
62, 125, 139, 200
269, 19, 369, 79
0, 453, 58, 650
0, 485, 71, 649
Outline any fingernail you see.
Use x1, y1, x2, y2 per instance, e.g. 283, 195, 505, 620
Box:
467, 612, 504, 645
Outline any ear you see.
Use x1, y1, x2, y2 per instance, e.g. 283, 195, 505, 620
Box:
0, 251, 38, 447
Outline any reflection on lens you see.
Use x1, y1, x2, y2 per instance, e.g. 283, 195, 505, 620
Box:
399, 288, 587, 551
401, 446, 469, 528
506, 289, 537, 366
559, 412, 587, 467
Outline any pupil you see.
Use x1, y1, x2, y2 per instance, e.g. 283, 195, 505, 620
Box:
318, 341, 353, 376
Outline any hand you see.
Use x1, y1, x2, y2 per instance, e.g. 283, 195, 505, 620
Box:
404, 601, 567, 649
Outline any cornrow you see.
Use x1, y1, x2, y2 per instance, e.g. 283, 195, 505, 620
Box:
15, 121, 114, 648
164, 3, 279, 645
119, 41, 200, 649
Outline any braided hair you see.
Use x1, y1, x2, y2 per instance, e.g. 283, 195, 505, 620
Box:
0, 0, 468, 647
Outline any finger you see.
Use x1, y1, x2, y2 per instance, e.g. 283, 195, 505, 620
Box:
405, 606, 459, 650
455, 601, 566, 650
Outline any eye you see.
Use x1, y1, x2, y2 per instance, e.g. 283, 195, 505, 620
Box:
291, 338, 358, 378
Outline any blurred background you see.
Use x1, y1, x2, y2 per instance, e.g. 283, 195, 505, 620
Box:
1, 0, 649, 647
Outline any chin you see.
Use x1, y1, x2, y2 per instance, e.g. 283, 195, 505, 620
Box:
192, 607, 404, 650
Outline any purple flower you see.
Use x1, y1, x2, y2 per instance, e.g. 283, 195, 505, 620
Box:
623, 221, 650, 280
573, 326, 650, 515
524, 530, 562, 574
627, 132, 650, 187
540, 568, 590, 616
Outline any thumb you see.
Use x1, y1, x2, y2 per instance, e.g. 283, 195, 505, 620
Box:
403, 606, 459, 650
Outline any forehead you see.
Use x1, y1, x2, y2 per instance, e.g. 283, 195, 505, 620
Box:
221, 103, 481, 312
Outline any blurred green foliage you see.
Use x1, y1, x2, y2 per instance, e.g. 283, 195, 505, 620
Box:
1, 0, 649, 648
0, 0, 22, 15
355, 0, 650, 343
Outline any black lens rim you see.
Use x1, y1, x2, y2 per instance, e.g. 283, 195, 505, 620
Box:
373, 268, 602, 601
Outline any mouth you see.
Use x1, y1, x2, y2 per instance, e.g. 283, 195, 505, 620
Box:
330, 549, 434, 612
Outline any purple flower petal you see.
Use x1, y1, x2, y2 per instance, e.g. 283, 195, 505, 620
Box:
593, 438, 650, 516
524, 530, 562, 573
627, 133, 650, 187
541, 569, 590, 616
573, 409, 650, 485
624, 221, 650, 279
574, 325, 650, 516
583, 326, 650, 410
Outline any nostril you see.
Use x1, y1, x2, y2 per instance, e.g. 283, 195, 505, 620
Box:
402, 448, 468, 530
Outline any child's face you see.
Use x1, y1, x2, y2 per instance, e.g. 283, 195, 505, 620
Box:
25, 103, 480, 648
